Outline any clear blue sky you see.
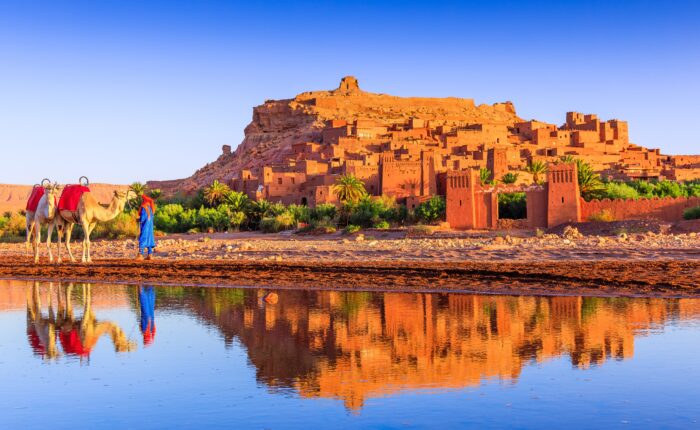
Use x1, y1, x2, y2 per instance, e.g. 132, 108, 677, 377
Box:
1, 0, 698, 185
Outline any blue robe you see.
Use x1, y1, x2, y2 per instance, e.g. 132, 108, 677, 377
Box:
139, 286, 156, 332
139, 206, 156, 253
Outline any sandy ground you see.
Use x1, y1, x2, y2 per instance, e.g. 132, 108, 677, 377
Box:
1, 225, 699, 297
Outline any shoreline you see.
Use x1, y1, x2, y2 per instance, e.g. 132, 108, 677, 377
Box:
2, 257, 699, 298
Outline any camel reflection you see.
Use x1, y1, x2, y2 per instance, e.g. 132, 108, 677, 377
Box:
184, 289, 700, 411
26, 282, 58, 360
26, 282, 135, 361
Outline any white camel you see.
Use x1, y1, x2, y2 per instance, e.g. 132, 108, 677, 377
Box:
56, 189, 129, 263
31, 183, 61, 263
24, 180, 52, 256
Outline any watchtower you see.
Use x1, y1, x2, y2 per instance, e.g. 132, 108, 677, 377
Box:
547, 162, 581, 227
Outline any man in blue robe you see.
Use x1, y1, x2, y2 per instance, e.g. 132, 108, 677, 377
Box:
138, 195, 156, 260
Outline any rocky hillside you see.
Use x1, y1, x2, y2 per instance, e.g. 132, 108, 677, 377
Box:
148, 76, 520, 195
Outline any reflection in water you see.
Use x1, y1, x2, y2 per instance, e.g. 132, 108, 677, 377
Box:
13, 282, 700, 410
26, 282, 135, 361
138, 286, 156, 346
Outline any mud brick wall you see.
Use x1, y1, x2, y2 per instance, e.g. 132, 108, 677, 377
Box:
581, 196, 700, 222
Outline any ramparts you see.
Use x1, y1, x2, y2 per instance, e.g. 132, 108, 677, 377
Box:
581, 196, 700, 222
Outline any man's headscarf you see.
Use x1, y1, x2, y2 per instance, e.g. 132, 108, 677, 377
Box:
140, 195, 156, 215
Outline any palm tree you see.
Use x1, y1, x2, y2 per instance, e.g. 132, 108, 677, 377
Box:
501, 172, 519, 185
479, 168, 493, 186
129, 182, 147, 197
525, 160, 548, 184
223, 191, 250, 212
575, 159, 605, 200
204, 180, 231, 207
560, 155, 575, 164
333, 174, 367, 203
148, 189, 162, 200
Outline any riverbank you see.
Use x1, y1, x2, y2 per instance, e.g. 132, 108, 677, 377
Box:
2, 226, 699, 297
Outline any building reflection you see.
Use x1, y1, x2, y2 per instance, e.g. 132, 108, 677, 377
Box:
25, 282, 135, 361
184, 289, 700, 410
11, 281, 700, 410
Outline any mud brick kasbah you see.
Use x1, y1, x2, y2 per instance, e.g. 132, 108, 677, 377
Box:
149, 76, 700, 229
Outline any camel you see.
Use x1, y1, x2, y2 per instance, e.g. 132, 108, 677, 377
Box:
24, 180, 55, 256
56, 189, 129, 263
30, 183, 61, 263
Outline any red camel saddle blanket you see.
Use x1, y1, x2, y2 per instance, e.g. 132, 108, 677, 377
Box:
58, 185, 91, 211
26, 187, 45, 212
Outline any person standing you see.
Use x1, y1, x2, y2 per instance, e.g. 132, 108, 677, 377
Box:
137, 195, 156, 260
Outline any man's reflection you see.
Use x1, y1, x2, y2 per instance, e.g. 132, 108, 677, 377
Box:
138, 285, 156, 346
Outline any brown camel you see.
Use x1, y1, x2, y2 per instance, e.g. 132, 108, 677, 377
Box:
56, 190, 129, 263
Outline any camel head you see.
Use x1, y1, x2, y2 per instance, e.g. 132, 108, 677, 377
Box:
44, 183, 61, 218
113, 190, 130, 212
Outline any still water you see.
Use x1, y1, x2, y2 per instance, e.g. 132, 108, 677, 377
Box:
1, 280, 700, 429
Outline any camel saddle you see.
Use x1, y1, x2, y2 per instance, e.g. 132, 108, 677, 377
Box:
26, 187, 45, 212
58, 185, 91, 212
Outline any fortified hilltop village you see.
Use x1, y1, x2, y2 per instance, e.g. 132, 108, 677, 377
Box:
150, 76, 700, 229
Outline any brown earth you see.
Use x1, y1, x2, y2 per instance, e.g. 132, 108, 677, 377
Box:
2, 226, 700, 297
1, 258, 698, 298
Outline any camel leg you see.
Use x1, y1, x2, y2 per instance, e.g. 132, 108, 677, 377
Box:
25, 214, 34, 256
81, 220, 91, 263
46, 222, 54, 263
33, 220, 42, 264
86, 222, 97, 263
65, 224, 76, 263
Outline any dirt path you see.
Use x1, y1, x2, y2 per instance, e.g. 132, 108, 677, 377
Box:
1, 257, 699, 298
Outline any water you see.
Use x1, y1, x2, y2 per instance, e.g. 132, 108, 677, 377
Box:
1, 280, 700, 429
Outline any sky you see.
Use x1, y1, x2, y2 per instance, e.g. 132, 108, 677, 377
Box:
0, 0, 698, 185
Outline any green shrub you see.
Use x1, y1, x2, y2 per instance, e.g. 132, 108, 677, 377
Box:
92, 211, 139, 239
498, 192, 526, 219
0, 212, 26, 238
343, 224, 361, 234
602, 182, 639, 200
286, 204, 311, 224
311, 203, 337, 222
684, 206, 700, 220
414, 196, 445, 223
260, 213, 296, 233
373, 220, 390, 229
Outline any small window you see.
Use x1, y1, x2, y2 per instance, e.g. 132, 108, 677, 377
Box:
277, 178, 282, 185
291, 178, 295, 184
562, 197, 564, 203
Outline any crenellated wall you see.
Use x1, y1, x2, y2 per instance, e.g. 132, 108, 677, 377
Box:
581, 196, 700, 222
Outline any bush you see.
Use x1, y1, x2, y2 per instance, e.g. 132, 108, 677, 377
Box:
373, 220, 390, 229
0, 212, 26, 238
498, 193, 526, 219
311, 203, 337, 222
260, 213, 296, 233
286, 204, 311, 224
343, 224, 361, 234
92, 211, 139, 239
602, 182, 639, 200
684, 206, 700, 220
414, 196, 445, 223
588, 209, 615, 222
